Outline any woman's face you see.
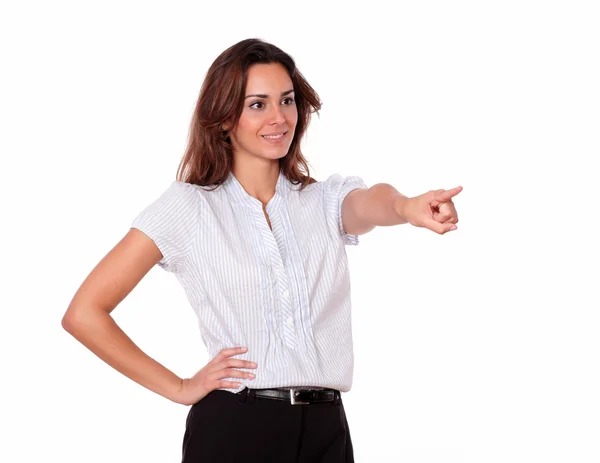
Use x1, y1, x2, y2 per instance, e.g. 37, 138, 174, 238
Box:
229, 62, 298, 163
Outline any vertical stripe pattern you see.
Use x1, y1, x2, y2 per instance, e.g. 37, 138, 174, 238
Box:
131, 171, 367, 393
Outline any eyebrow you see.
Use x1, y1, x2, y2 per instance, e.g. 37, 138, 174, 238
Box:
245, 89, 295, 99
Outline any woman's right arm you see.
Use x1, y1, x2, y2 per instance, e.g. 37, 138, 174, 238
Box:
62, 228, 258, 405
61, 228, 186, 403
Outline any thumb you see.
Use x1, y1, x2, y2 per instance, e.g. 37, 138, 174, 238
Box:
422, 218, 457, 235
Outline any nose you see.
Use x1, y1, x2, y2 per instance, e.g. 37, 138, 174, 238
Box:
268, 104, 286, 125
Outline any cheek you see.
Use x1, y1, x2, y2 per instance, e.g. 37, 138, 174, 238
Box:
235, 116, 262, 139
286, 108, 299, 128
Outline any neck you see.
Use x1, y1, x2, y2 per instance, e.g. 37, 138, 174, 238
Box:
231, 158, 280, 206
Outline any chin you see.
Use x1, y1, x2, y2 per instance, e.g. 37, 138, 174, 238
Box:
258, 148, 291, 161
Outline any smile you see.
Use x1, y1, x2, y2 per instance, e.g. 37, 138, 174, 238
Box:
261, 131, 288, 140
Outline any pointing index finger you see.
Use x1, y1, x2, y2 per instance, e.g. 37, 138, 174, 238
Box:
435, 186, 463, 202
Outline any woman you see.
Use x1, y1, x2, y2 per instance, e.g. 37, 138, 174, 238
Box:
62, 38, 461, 462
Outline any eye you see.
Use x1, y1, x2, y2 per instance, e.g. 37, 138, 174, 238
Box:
282, 97, 295, 105
249, 101, 264, 109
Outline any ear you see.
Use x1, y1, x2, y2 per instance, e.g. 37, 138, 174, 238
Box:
220, 121, 233, 132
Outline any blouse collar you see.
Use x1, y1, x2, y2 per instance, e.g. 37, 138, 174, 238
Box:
223, 169, 292, 210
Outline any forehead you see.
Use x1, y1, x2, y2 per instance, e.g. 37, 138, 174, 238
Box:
245, 63, 293, 93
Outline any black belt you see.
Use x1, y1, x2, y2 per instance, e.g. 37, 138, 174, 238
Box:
237, 387, 341, 405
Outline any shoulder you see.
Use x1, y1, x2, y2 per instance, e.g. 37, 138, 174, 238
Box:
166, 180, 206, 196
293, 174, 354, 194
130, 181, 209, 272
149, 180, 213, 207
306, 174, 367, 197
131, 180, 207, 229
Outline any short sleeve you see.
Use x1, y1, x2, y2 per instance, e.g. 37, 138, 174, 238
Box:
130, 181, 201, 273
323, 173, 368, 246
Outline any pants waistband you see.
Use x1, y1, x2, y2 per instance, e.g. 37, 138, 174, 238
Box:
236, 387, 342, 405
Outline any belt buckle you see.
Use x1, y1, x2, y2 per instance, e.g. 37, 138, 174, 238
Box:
290, 388, 310, 405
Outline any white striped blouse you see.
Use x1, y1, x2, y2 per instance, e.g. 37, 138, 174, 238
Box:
131, 170, 367, 393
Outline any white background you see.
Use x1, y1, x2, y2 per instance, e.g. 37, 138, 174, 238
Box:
1, 1, 598, 462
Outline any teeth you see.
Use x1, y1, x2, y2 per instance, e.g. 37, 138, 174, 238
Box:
262, 133, 285, 139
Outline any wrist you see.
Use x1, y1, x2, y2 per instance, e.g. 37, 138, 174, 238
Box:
393, 194, 410, 223
162, 375, 186, 404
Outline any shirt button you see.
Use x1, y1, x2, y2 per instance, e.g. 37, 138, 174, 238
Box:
286, 316, 293, 325
282, 290, 290, 298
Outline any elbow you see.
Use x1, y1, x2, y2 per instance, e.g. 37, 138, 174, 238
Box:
61, 305, 107, 336
61, 308, 83, 336
61, 311, 78, 334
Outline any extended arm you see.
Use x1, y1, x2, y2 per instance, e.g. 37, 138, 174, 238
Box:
342, 183, 462, 236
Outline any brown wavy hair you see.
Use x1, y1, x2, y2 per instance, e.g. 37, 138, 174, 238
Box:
176, 38, 321, 190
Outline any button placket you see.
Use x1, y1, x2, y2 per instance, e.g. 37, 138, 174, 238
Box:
251, 201, 297, 349
224, 170, 299, 349
278, 203, 315, 347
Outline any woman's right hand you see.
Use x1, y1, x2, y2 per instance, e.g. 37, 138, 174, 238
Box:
175, 347, 258, 406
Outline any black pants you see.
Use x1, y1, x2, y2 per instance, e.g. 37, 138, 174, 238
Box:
182, 388, 354, 462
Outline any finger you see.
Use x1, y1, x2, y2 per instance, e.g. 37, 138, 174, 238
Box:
442, 206, 459, 224
219, 358, 258, 370
433, 203, 453, 222
217, 380, 243, 389
434, 186, 463, 203
210, 368, 256, 380
422, 218, 457, 234
213, 346, 248, 363
441, 216, 458, 224
434, 203, 457, 223
433, 212, 454, 223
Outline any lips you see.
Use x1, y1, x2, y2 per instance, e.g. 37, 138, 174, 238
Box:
261, 131, 288, 140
